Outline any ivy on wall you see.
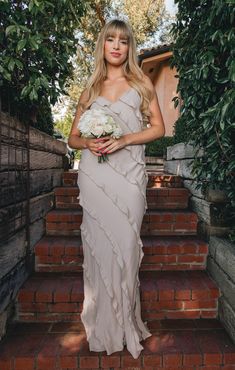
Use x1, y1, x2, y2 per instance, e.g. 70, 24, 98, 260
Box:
170, 0, 235, 233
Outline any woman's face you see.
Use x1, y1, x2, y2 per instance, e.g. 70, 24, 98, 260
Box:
104, 31, 129, 66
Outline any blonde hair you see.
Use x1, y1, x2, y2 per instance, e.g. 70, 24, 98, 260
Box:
83, 19, 153, 118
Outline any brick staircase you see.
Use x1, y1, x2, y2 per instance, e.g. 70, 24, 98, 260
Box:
0, 170, 235, 370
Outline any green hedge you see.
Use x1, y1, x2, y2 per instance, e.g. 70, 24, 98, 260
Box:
145, 136, 175, 157
170, 0, 235, 238
0, 0, 85, 134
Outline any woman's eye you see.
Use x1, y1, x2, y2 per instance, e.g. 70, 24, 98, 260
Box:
121, 40, 128, 44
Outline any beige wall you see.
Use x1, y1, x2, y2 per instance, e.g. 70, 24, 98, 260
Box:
153, 60, 179, 136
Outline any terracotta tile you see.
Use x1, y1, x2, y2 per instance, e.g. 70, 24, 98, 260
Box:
194, 319, 223, 329
36, 355, 56, 369
37, 333, 63, 357
58, 332, 86, 355
14, 357, 35, 370
7, 322, 51, 335
0, 335, 28, 357
15, 334, 45, 357
0, 358, 12, 370
58, 355, 78, 368
158, 331, 183, 353
50, 322, 84, 333
158, 319, 197, 330
195, 330, 222, 353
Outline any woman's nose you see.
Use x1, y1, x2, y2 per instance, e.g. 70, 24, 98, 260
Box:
113, 39, 120, 49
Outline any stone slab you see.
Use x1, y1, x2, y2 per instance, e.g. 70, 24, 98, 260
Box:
219, 295, 235, 343
190, 196, 228, 226
164, 158, 194, 179
1, 111, 67, 155
167, 143, 204, 160
207, 255, 235, 308
209, 237, 235, 282
198, 221, 231, 240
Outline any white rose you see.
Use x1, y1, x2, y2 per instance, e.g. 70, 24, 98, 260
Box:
78, 113, 92, 136
105, 123, 114, 134
91, 122, 104, 137
78, 108, 122, 139
112, 127, 122, 138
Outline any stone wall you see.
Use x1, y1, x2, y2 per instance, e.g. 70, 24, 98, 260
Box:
164, 142, 235, 343
164, 143, 230, 240
0, 112, 67, 339
208, 237, 235, 342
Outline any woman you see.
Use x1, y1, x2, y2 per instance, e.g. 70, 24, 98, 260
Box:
68, 18, 165, 359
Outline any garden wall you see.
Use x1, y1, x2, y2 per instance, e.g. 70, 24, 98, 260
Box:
164, 142, 235, 343
164, 143, 230, 239
0, 111, 67, 339
208, 237, 235, 342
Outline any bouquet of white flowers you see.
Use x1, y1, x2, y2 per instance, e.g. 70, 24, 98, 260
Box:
78, 108, 123, 163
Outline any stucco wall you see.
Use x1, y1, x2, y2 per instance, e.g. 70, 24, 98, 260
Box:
154, 60, 179, 136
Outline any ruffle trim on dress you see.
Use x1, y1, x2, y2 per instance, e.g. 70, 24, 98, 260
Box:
78, 192, 145, 358
78, 193, 124, 270
118, 103, 144, 132
82, 258, 96, 304
78, 147, 148, 211
123, 146, 149, 198
80, 258, 100, 345
94, 90, 144, 133
106, 159, 148, 212
78, 165, 145, 274
93, 98, 148, 211
80, 222, 124, 329
124, 145, 145, 166
78, 166, 144, 316
81, 233, 125, 353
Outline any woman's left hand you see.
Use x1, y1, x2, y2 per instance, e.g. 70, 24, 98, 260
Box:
96, 135, 127, 154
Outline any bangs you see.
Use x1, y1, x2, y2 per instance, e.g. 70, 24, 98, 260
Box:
105, 21, 130, 41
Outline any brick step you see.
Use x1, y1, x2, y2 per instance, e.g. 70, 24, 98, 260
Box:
35, 235, 208, 273
46, 209, 198, 237
1, 319, 235, 369
17, 270, 220, 322
55, 186, 190, 210
63, 170, 184, 188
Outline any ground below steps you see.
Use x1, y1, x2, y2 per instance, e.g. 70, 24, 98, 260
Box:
0, 319, 235, 369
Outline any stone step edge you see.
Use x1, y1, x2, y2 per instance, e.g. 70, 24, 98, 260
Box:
63, 171, 184, 188
17, 270, 220, 304
34, 235, 208, 272
45, 209, 198, 219
34, 235, 208, 256
54, 186, 190, 194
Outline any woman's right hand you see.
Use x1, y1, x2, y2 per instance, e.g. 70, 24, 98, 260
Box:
85, 137, 108, 157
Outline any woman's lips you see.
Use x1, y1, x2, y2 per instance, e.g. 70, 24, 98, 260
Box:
110, 52, 121, 57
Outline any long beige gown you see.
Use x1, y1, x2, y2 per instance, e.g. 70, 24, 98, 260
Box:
77, 87, 152, 359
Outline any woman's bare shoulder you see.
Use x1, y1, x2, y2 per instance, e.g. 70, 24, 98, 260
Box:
75, 88, 89, 112
79, 88, 89, 104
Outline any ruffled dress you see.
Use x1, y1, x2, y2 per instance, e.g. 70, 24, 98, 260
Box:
77, 87, 152, 359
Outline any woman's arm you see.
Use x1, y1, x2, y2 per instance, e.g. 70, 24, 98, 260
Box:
124, 75, 165, 145
67, 90, 103, 157
67, 90, 89, 150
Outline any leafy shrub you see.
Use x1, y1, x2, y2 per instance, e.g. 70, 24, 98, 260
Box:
170, 0, 235, 237
145, 136, 175, 157
0, 0, 85, 134
173, 115, 192, 144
